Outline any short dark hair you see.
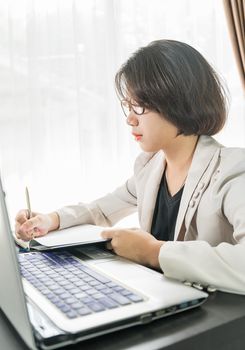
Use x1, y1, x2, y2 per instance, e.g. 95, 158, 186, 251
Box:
115, 40, 228, 136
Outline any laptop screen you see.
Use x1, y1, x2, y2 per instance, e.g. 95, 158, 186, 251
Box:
0, 176, 36, 350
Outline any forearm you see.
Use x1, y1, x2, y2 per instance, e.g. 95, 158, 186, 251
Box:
148, 239, 164, 269
48, 212, 60, 231
56, 188, 137, 230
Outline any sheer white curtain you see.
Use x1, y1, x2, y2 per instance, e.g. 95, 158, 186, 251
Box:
0, 0, 244, 223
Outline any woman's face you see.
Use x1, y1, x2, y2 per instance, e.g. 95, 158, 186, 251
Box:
126, 104, 179, 153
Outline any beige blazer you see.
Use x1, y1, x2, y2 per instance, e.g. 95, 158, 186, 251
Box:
57, 135, 245, 294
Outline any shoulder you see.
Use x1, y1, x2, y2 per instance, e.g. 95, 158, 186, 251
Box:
197, 136, 245, 174
214, 147, 245, 193
219, 147, 245, 171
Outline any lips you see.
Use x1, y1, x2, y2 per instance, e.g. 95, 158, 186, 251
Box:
132, 133, 142, 141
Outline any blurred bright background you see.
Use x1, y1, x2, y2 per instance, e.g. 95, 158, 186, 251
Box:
0, 0, 244, 226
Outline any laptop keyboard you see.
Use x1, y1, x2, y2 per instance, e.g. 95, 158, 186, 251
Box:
18, 251, 144, 319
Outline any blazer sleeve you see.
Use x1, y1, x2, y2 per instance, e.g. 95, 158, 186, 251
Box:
56, 176, 137, 229
159, 241, 245, 294
159, 151, 245, 295
56, 151, 154, 229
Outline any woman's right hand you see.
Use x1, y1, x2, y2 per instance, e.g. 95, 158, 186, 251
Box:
15, 210, 60, 241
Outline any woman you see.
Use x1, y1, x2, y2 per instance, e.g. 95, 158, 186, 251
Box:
15, 40, 245, 295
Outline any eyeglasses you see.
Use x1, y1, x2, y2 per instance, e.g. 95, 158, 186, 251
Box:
120, 99, 145, 118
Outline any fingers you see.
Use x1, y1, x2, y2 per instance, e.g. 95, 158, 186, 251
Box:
15, 211, 51, 242
15, 232, 21, 239
15, 209, 29, 225
101, 229, 123, 254
21, 216, 40, 232
16, 215, 41, 241
105, 241, 113, 250
15, 227, 35, 242
101, 230, 116, 252
101, 229, 115, 240
15, 210, 29, 240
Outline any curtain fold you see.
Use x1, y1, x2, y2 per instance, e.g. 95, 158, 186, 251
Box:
223, 0, 245, 91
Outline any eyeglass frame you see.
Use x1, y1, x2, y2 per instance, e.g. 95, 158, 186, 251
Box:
120, 99, 146, 118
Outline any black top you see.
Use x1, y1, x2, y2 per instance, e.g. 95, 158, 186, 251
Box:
151, 171, 184, 241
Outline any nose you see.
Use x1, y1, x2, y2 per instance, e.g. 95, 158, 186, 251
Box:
126, 111, 139, 126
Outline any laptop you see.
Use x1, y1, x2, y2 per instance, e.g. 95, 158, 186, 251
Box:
0, 175, 208, 350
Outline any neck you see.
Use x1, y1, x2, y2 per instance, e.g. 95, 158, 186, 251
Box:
164, 135, 198, 172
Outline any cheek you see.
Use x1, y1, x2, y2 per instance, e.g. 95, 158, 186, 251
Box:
146, 126, 166, 144
142, 130, 169, 152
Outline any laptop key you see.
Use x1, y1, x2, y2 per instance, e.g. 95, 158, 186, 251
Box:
77, 307, 92, 316
73, 269, 83, 275
106, 281, 117, 287
46, 293, 59, 302
48, 295, 60, 304
88, 280, 100, 287
32, 281, 43, 289
80, 296, 93, 304
67, 277, 80, 283
100, 288, 113, 295
49, 284, 61, 291
83, 276, 94, 283
78, 266, 110, 283
57, 280, 70, 286
126, 293, 144, 303
86, 288, 98, 296
53, 300, 65, 308
93, 292, 106, 299
74, 292, 87, 299
98, 297, 119, 309
65, 310, 78, 319
53, 288, 66, 295
46, 270, 56, 276
53, 276, 65, 282
39, 288, 51, 295
64, 257, 80, 264
112, 286, 124, 292
64, 297, 77, 305
94, 284, 105, 291
43, 280, 54, 287
86, 301, 105, 312
109, 293, 131, 305
120, 289, 132, 296
46, 292, 55, 300
60, 304, 71, 313
80, 285, 91, 291
71, 302, 84, 310
25, 276, 36, 283
39, 276, 51, 283
59, 292, 72, 300
63, 284, 76, 290
74, 280, 85, 287
70, 288, 81, 295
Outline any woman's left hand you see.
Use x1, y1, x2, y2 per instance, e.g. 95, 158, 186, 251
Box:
101, 228, 164, 269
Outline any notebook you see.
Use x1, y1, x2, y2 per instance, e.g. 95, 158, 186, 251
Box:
0, 176, 208, 350
14, 224, 109, 251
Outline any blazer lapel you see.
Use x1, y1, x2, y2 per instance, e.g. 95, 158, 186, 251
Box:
174, 136, 223, 240
139, 151, 166, 231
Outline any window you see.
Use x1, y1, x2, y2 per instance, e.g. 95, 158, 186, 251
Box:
0, 0, 244, 221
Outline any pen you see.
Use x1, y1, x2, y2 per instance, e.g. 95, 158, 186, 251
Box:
25, 186, 35, 242
25, 186, 32, 219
